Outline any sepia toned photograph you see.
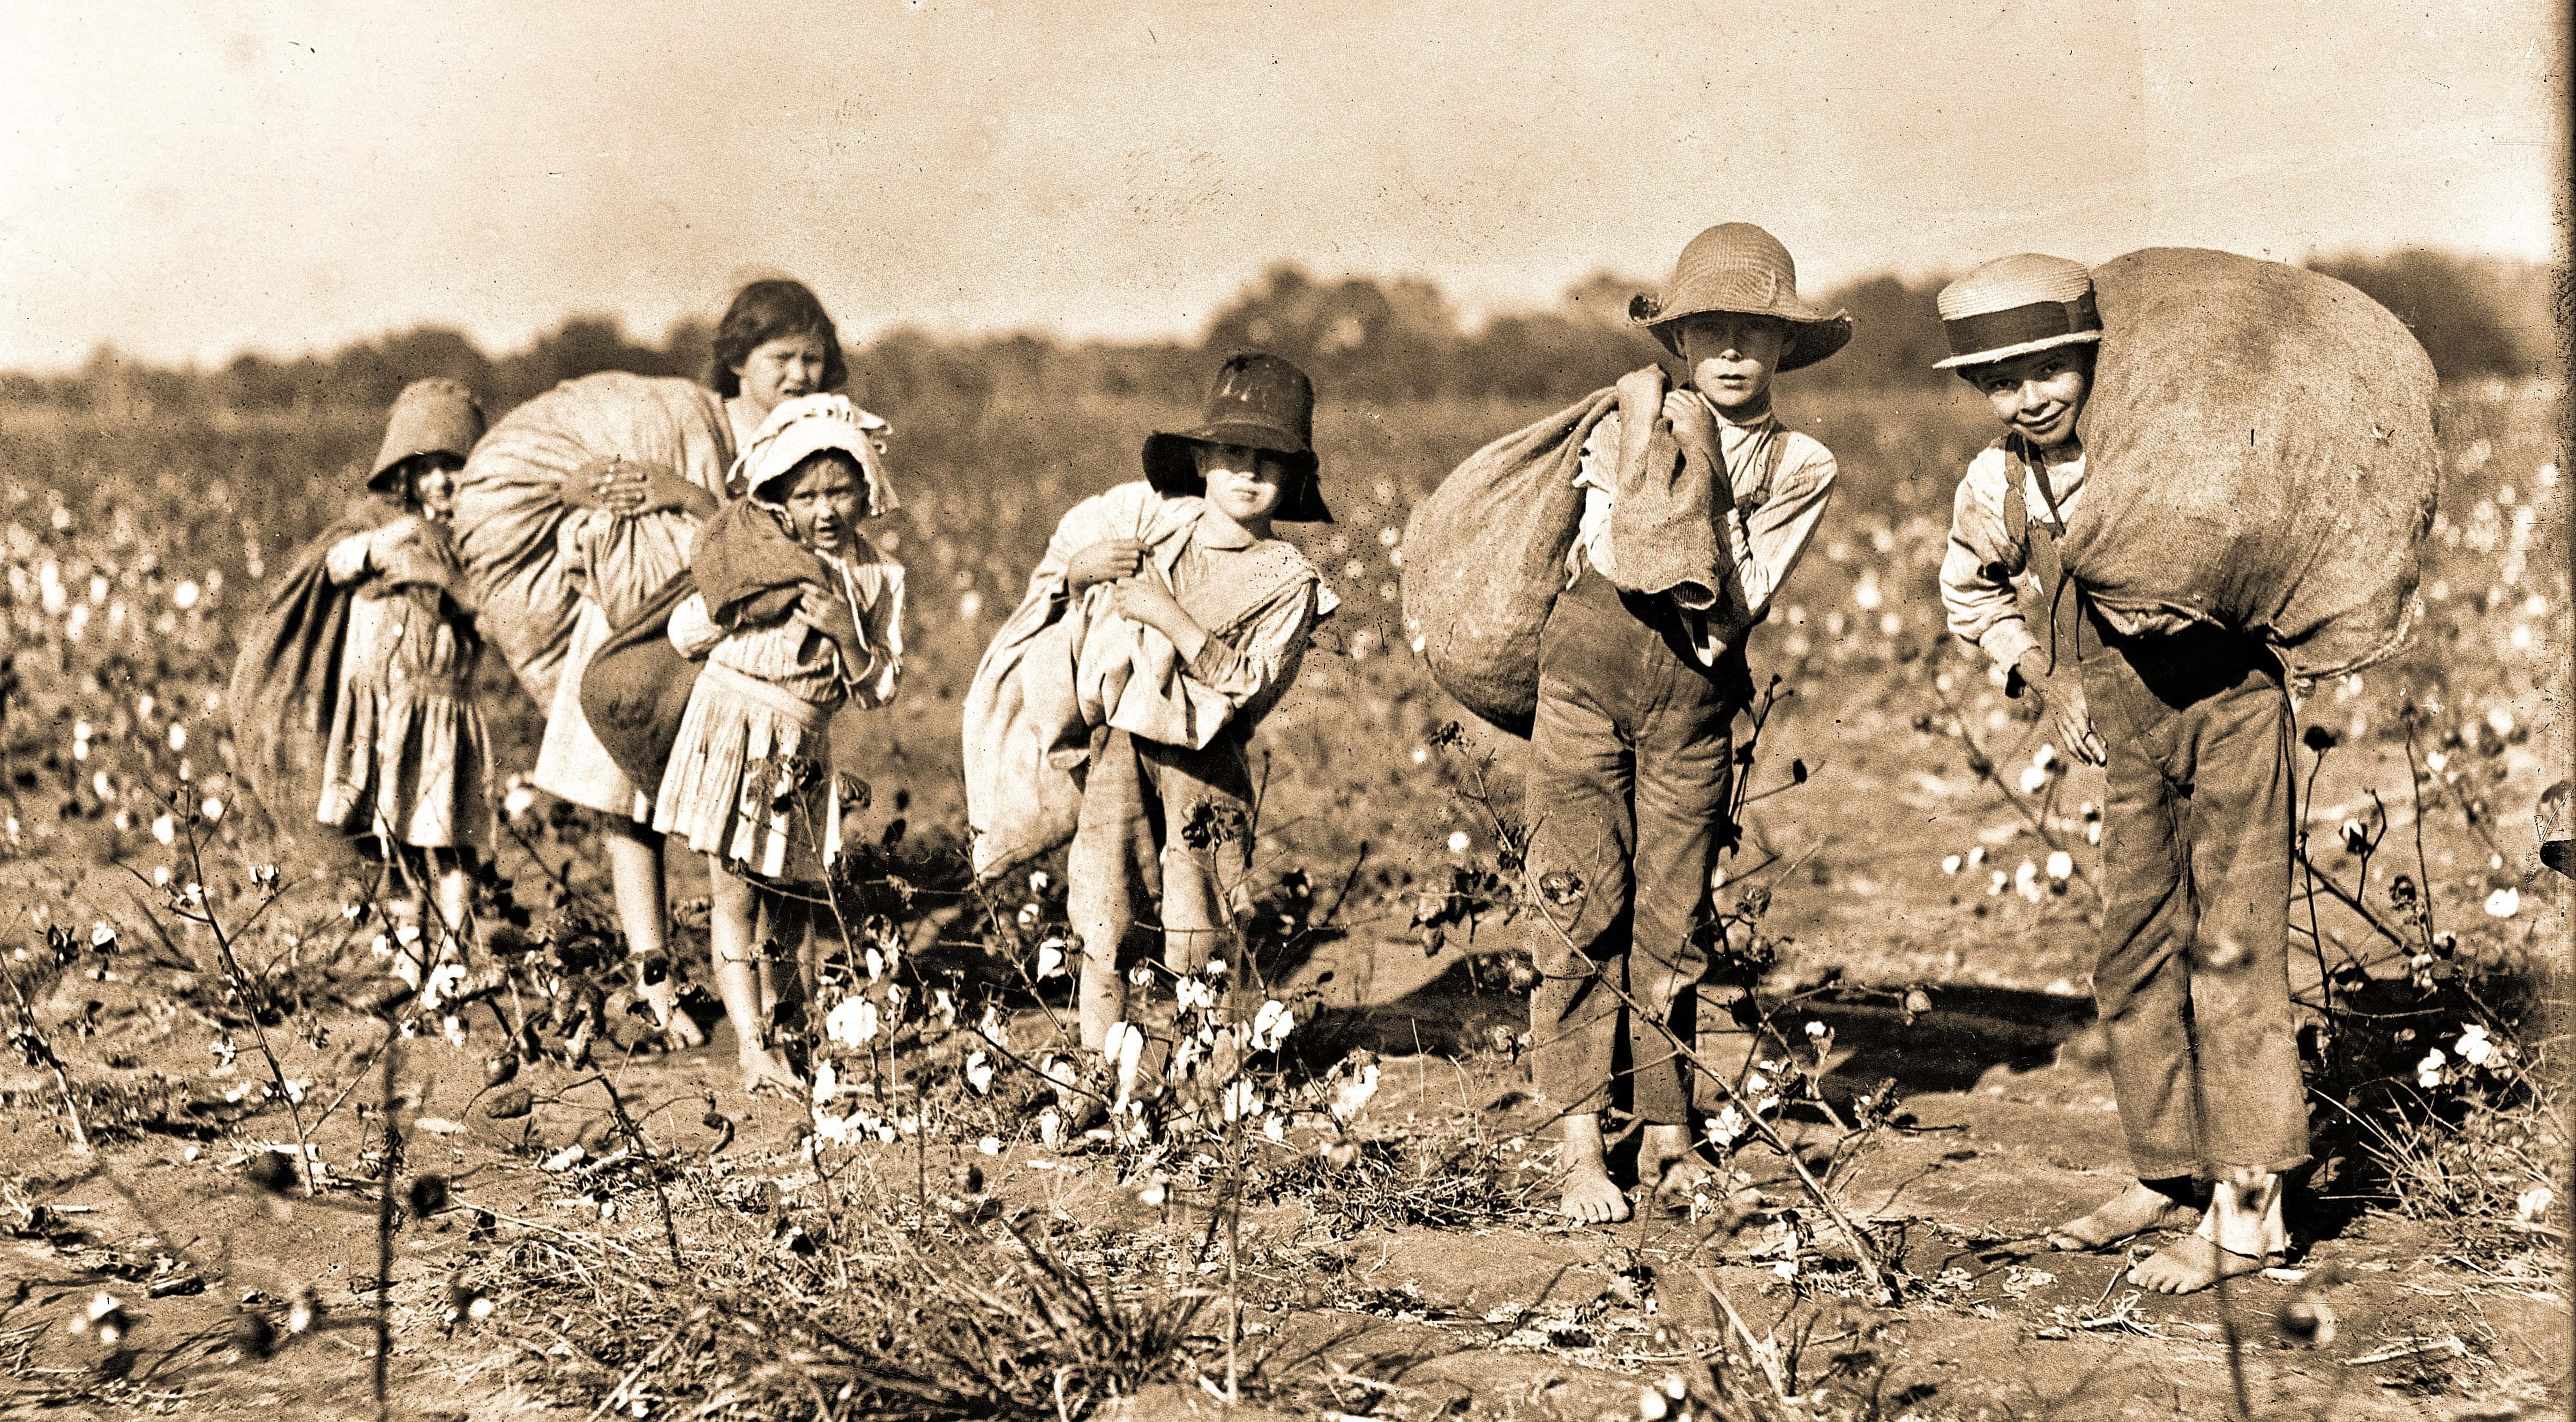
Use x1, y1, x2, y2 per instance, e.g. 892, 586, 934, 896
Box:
2, 3, 2567, 1418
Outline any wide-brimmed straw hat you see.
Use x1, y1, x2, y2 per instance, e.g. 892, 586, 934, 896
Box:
1629, 223, 1852, 371
1933, 254, 2103, 370
1141, 353, 1332, 523
366, 378, 484, 493
737, 393, 899, 516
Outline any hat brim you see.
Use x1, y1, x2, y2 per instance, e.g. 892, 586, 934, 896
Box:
744, 425, 898, 516
1141, 431, 1330, 522
1636, 302, 1854, 372
1932, 329, 2102, 372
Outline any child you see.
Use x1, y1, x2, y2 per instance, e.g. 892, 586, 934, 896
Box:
1934, 253, 2307, 1293
653, 395, 903, 1094
1527, 223, 1846, 1224
317, 378, 497, 955
963, 354, 1335, 1106
549, 278, 847, 1041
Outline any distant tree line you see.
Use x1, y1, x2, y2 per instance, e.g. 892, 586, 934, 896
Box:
3, 250, 2552, 418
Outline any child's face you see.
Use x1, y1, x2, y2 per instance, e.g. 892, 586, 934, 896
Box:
1676, 313, 1788, 411
1194, 444, 1289, 526
779, 452, 866, 554
1968, 348, 2092, 450
732, 332, 831, 417
406, 453, 463, 517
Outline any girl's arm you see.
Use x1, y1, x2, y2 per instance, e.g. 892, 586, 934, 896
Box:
665, 593, 724, 660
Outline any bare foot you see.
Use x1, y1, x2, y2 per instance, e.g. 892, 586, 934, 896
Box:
2128, 1234, 2275, 1294
1640, 1123, 1715, 1210
637, 975, 707, 1049
1558, 1113, 1633, 1225
2047, 1181, 2199, 1251
738, 1046, 803, 1097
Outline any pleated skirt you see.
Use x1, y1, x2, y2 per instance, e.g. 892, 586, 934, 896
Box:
652, 662, 843, 883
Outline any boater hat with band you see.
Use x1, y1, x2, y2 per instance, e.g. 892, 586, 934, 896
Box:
1934, 254, 2103, 370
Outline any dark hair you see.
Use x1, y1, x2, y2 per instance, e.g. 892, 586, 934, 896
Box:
709, 279, 848, 397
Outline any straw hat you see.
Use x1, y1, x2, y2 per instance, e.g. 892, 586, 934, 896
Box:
737, 393, 899, 516
366, 378, 484, 493
1933, 255, 2103, 370
1141, 353, 1331, 522
1629, 223, 1852, 371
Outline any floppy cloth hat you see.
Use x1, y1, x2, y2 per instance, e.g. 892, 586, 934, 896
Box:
1140, 353, 1332, 522
736, 393, 900, 515
1629, 223, 1852, 371
1933, 254, 2102, 370
367, 378, 485, 493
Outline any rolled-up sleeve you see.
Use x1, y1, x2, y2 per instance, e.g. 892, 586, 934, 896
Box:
1940, 448, 2039, 671
1184, 577, 1331, 713
1721, 436, 1835, 631
665, 593, 724, 660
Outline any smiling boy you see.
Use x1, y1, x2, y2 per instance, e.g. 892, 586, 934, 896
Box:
1935, 254, 2309, 1294
1528, 224, 1848, 1224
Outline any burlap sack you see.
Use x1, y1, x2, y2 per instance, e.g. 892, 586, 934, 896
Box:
2066, 248, 2439, 679
1399, 389, 1618, 736
450, 373, 734, 705
575, 571, 700, 796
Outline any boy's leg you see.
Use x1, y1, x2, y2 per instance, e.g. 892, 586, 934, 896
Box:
1068, 730, 1152, 1054
2132, 649, 2303, 1291
707, 855, 799, 1094
605, 819, 703, 1046
1626, 687, 1729, 1195
2053, 641, 2206, 1248
1140, 738, 1255, 979
1523, 669, 1637, 1223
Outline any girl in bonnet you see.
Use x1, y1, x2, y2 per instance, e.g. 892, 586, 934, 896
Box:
653, 394, 904, 1094
317, 378, 498, 960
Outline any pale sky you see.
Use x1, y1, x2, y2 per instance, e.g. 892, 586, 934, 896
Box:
1, 0, 2563, 371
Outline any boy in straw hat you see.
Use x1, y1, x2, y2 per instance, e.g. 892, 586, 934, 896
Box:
1935, 254, 2306, 1293
1529, 223, 1847, 1223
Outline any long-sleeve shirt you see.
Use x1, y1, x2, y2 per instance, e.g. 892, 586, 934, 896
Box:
1568, 394, 1837, 663
667, 539, 905, 709
1159, 513, 1339, 737
1939, 441, 2088, 671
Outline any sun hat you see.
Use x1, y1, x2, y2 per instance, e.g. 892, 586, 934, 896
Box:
1628, 223, 1852, 371
366, 378, 484, 493
1933, 254, 2103, 370
736, 393, 899, 515
1141, 353, 1332, 522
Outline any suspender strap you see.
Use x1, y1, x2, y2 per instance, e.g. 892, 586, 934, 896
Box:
2003, 441, 2091, 674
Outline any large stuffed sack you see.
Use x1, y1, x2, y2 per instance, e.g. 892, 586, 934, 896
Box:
2066, 248, 2439, 679
451, 372, 733, 705
226, 497, 404, 863
575, 571, 701, 796
1399, 387, 1619, 736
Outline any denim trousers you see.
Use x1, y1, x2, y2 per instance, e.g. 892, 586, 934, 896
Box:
1524, 565, 1744, 1125
2084, 619, 2311, 1182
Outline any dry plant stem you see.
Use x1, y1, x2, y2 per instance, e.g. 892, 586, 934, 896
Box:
1691, 1263, 1791, 1403
0, 943, 89, 1152
1928, 678, 2101, 903
148, 820, 319, 1192
2295, 734, 2347, 1077
570, 1073, 685, 1272
373, 1038, 400, 1420
1532, 901, 1898, 1304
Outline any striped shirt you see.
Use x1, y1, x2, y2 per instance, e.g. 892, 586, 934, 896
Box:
667, 539, 905, 709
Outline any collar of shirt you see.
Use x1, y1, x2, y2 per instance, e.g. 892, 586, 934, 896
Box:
1190, 509, 1260, 551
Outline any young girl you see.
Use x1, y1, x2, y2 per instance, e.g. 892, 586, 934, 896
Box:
546, 278, 847, 1038
317, 378, 497, 954
653, 395, 903, 1094
965, 354, 1336, 1106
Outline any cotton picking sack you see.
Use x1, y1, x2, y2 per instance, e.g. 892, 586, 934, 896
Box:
2065, 248, 2439, 680
1399, 388, 1619, 736
449, 372, 735, 705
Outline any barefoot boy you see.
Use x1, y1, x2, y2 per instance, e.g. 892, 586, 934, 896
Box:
1527, 223, 1847, 1223
1934, 254, 2308, 1292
